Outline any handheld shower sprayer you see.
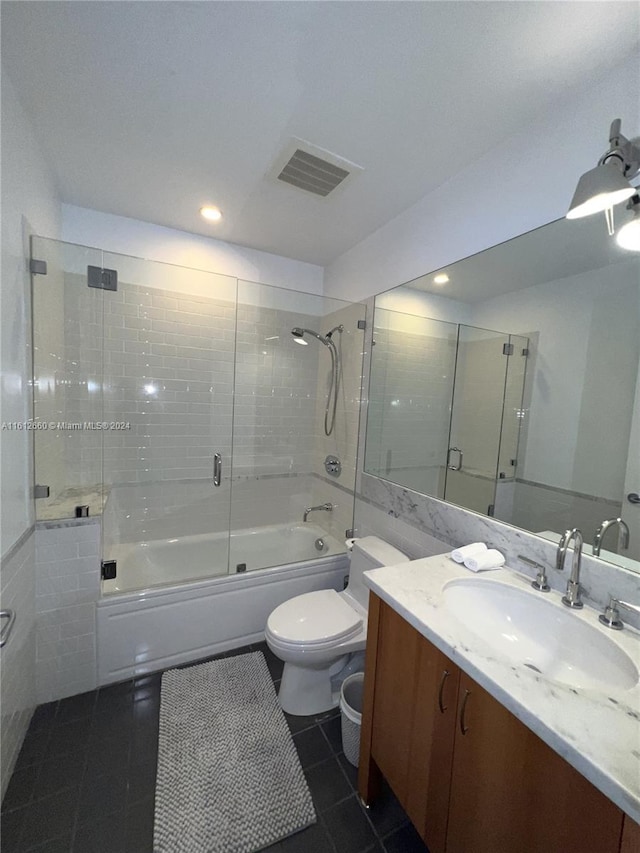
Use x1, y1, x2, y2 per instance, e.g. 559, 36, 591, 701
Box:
290, 325, 343, 435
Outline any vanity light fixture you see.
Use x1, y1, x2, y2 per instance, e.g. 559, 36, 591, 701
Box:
616, 195, 640, 252
566, 119, 640, 235
433, 273, 449, 285
200, 206, 223, 222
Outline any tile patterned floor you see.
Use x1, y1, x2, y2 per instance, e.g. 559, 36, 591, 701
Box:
1, 643, 429, 853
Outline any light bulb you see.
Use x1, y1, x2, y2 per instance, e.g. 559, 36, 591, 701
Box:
616, 216, 640, 251
200, 206, 222, 222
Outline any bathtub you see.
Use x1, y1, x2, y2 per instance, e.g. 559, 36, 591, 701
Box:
96, 523, 349, 684
103, 522, 343, 594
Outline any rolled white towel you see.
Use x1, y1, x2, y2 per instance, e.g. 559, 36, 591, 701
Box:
464, 549, 505, 572
451, 542, 487, 564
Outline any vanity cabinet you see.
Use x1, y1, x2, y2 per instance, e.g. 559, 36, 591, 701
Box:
620, 815, 640, 853
359, 594, 626, 853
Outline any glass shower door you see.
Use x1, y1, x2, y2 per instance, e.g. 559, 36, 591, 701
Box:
99, 250, 237, 593
31, 237, 107, 522
365, 309, 458, 497
228, 282, 360, 573
444, 325, 512, 515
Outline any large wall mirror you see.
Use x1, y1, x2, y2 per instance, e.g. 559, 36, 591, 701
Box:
364, 212, 640, 574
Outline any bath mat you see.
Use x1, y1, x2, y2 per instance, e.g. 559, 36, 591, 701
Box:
153, 652, 316, 853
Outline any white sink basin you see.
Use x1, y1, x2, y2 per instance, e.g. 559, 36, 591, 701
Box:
442, 578, 639, 692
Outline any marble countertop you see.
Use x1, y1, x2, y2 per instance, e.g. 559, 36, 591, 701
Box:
364, 555, 640, 823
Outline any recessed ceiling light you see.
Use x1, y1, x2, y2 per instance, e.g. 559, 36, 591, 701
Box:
433, 274, 449, 285
200, 206, 222, 222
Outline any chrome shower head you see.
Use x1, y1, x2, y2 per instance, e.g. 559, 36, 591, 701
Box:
291, 327, 330, 347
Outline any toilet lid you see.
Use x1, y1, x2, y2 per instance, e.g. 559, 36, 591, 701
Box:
267, 589, 363, 645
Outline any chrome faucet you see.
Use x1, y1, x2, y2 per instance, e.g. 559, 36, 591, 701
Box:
556, 528, 584, 609
593, 517, 630, 557
303, 502, 333, 522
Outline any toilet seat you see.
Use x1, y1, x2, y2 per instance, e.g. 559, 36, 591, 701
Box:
267, 589, 363, 649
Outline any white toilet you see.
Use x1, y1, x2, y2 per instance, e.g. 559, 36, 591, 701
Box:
265, 536, 409, 715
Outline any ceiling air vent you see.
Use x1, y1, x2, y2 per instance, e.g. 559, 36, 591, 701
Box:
272, 139, 363, 198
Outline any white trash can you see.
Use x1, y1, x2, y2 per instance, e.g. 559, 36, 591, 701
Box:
340, 672, 365, 767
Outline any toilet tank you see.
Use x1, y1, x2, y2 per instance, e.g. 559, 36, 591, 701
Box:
347, 536, 409, 610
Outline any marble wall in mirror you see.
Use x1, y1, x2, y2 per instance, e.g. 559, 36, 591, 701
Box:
364, 212, 640, 574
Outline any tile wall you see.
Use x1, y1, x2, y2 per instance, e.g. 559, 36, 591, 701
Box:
310, 302, 367, 543
35, 521, 101, 703
0, 531, 36, 798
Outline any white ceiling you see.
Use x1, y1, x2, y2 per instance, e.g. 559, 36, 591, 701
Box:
2, 1, 639, 266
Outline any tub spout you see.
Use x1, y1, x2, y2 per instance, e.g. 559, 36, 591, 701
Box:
303, 503, 333, 523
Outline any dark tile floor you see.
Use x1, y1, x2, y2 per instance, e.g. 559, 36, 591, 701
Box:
1, 643, 429, 853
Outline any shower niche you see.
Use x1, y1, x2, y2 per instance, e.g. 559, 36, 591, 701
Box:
364, 310, 528, 518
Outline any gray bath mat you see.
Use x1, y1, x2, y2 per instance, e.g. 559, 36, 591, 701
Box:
153, 652, 316, 853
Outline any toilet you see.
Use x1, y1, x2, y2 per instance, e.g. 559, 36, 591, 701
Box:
265, 536, 409, 715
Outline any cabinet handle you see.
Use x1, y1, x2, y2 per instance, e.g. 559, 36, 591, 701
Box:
438, 669, 450, 714
459, 689, 471, 735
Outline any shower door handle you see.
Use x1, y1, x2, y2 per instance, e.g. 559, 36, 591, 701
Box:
447, 447, 463, 471
0, 610, 16, 649
213, 453, 222, 487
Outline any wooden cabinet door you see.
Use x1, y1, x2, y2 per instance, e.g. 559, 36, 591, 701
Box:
369, 600, 423, 802
446, 673, 624, 853
620, 815, 640, 853
363, 598, 459, 853
405, 633, 460, 853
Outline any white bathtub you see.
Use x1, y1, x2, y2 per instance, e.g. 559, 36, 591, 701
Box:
96, 548, 350, 685
103, 522, 344, 594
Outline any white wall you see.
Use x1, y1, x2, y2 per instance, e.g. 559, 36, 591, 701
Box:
325, 52, 639, 301
61, 205, 324, 295
0, 68, 61, 799
1, 71, 61, 555
471, 262, 639, 500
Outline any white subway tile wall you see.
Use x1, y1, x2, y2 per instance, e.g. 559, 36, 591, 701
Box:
35, 522, 101, 703
0, 532, 36, 798
231, 300, 319, 479
310, 302, 367, 540
62, 278, 328, 487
